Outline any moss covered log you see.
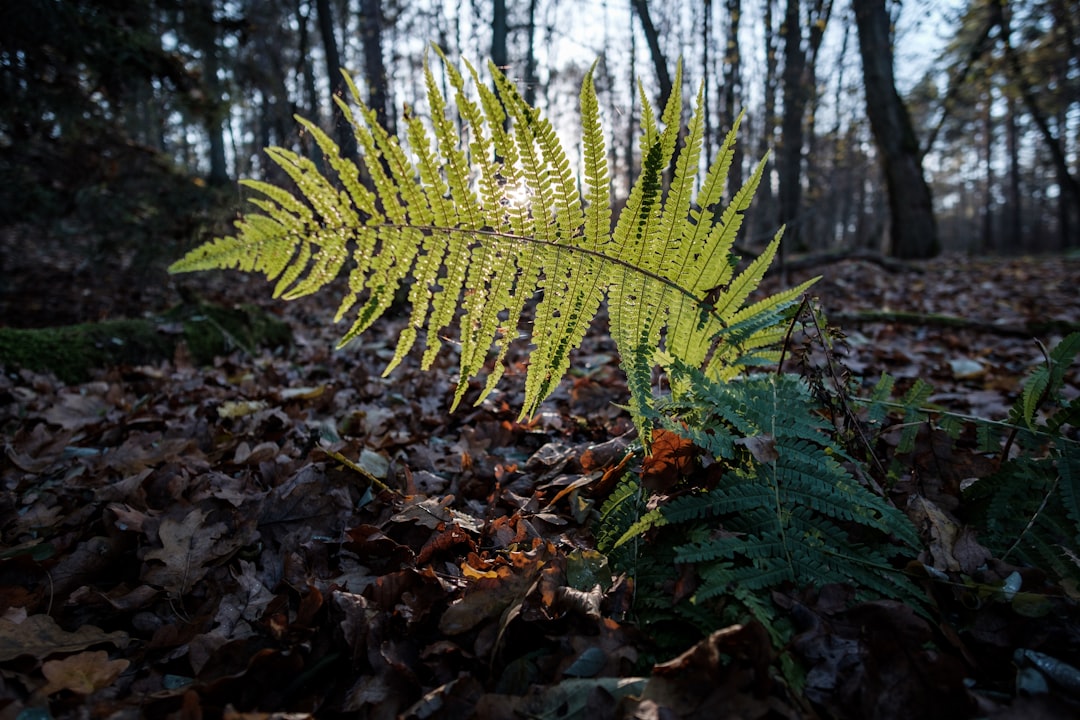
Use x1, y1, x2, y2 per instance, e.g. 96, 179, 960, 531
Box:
0, 302, 291, 383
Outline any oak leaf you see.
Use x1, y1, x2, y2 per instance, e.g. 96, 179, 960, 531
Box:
41, 650, 129, 695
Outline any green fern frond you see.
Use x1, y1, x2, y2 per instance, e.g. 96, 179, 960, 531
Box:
1018, 332, 1080, 427
613, 370, 925, 633
169, 49, 810, 437
897, 378, 934, 453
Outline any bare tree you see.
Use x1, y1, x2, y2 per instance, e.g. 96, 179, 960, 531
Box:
315, 0, 357, 161
854, 0, 939, 258
721, 0, 744, 193
358, 0, 394, 136
777, 0, 831, 252
631, 0, 672, 109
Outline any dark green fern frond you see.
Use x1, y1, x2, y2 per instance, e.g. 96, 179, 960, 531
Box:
595, 473, 647, 572
615, 368, 925, 631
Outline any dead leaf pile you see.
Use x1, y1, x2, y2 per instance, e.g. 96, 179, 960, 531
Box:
1, 253, 1079, 718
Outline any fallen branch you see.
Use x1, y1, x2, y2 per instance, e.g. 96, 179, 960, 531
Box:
774, 248, 922, 275
830, 310, 1080, 339
0, 301, 291, 383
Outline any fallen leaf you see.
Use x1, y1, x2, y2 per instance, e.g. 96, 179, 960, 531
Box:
0, 615, 128, 663
641, 429, 697, 491
736, 433, 780, 464
143, 508, 225, 595
41, 392, 111, 430
40, 650, 129, 695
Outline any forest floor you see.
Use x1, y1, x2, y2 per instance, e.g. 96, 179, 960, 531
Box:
2, 201, 1080, 719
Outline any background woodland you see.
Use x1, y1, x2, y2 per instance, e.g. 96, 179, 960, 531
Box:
3, 0, 1079, 260
3, 2, 1080, 719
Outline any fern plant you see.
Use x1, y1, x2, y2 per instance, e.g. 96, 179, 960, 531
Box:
598, 363, 925, 640
963, 333, 1080, 585
168, 50, 813, 433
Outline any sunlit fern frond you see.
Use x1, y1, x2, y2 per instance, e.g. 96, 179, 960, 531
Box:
169, 48, 814, 435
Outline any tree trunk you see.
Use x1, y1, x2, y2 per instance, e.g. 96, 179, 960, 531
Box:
722, 0, 743, 193
359, 0, 394, 136
626, 0, 638, 194
192, 0, 229, 186
981, 95, 994, 251
854, 0, 939, 259
1006, 92, 1022, 248
992, 0, 1079, 248
778, 0, 807, 251
315, 0, 357, 162
753, 0, 778, 246
296, 0, 324, 172
631, 0, 672, 110
524, 0, 539, 107
492, 0, 508, 72
703, 0, 713, 160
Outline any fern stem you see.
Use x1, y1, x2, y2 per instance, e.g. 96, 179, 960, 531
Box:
806, 302, 890, 480
1000, 339, 1053, 464
1003, 475, 1059, 562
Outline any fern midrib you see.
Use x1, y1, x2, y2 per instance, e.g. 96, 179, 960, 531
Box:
373, 222, 717, 322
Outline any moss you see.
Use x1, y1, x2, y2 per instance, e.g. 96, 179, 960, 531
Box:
0, 303, 291, 383
163, 302, 292, 365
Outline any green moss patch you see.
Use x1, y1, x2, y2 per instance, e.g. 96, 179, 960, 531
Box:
0, 303, 291, 383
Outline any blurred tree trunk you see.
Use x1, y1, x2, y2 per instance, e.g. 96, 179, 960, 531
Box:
722, 0, 743, 193
703, 0, 713, 159
296, 0, 324, 172
992, 0, 1079, 248
524, 0, 538, 107
359, 0, 394, 136
753, 0, 778, 246
778, 0, 831, 253
1006, 92, 1022, 246
626, 0, 638, 193
778, 0, 807, 252
982, 97, 994, 251
296, 1, 320, 123
492, 0, 508, 72
316, 0, 357, 161
631, 0, 672, 109
191, 0, 229, 186
854, 0, 939, 259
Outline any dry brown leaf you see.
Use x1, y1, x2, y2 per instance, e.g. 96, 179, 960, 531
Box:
40, 650, 129, 695
0, 615, 128, 663
735, 433, 780, 464
143, 508, 224, 595
641, 429, 697, 491
40, 391, 112, 430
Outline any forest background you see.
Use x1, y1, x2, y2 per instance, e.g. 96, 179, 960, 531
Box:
2, 0, 1080, 718
3, 0, 1079, 263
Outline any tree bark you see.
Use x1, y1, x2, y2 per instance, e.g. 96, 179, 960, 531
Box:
359, 0, 394, 137
982, 95, 994, 251
191, 0, 229, 186
630, 0, 672, 110
854, 0, 939, 259
524, 0, 539, 107
492, 0, 508, 72
778, 0, 807, 251
753, 0, 778, 246
722, 0, 743, 193
1006, 92, 1022, 247
992, 0, 1078, 248
315, 0, 357, 162
295, 0, 324, 173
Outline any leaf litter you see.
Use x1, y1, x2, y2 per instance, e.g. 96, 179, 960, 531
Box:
1, 254, 1079, 718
